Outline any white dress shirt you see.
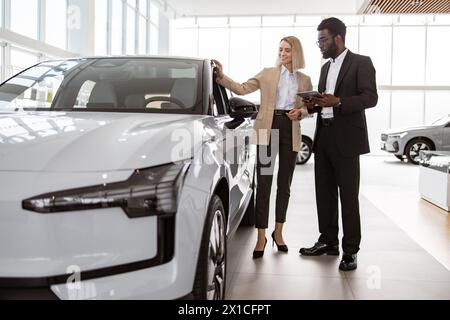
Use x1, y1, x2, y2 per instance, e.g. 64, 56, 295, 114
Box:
322, 49, 349, 119
275, 65, 298, 111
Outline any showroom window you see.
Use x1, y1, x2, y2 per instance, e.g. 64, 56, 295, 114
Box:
138, 11, 147, 54
95, 0, 108, 55
359, 26, 392, 86
45, 0, 67, 49
0, 0, 171, 83
111, 0, 124, 55
149, 1, 159, 54
10, 0, 39, 39
9, 48, 39, 78
170, 19, 198, 58
426, 26, 450, 86
425, 91, 450, 124
92, 0, 163, 56
229, 26, 261, 102
126, 1, 137, 55
392, 26, 426, 86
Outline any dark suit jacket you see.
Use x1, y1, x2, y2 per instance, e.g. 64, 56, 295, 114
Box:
310, 50, 378, 157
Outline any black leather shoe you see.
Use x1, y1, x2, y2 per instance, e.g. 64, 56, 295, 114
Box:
271, 231, 288, 252
299, 242, 340, 256
339, 253, 358, 271
253, 238, 267, 259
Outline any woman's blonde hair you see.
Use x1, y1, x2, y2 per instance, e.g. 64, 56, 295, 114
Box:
277, 36, 305, 70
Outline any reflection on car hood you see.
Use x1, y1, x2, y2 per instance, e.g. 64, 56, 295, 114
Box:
0, 112, 208, 172
383, 125, 436, 135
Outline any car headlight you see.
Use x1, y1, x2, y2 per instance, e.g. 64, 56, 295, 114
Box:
23, 161, 190, 218
388, 132, 408, 139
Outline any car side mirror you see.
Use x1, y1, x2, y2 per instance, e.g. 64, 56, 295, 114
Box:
229, 97, 257, 119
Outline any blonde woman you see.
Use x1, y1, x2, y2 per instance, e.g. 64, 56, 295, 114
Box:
213, 36, 313, 259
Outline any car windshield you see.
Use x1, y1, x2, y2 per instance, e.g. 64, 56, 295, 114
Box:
0, 58, 203, 114
431, 116, 450, 126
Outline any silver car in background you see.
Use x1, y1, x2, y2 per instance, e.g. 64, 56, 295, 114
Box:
381, 115, 450, 164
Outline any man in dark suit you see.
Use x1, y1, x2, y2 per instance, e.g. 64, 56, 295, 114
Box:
299, 17, 378, 271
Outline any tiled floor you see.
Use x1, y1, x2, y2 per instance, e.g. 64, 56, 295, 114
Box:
226, 155, 450, 300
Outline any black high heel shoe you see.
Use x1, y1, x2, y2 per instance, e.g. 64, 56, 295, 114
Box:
252, 238, 267, 259
271, 231, 288, 252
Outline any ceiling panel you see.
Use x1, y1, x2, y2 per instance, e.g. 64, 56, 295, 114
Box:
361, 0, 450, 14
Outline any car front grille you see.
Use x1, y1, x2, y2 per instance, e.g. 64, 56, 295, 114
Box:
381, 134, 388, 141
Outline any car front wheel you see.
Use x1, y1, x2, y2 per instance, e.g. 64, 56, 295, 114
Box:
193, 195, 227, 300
405, 139, 433, 165
297, 139, 313, 165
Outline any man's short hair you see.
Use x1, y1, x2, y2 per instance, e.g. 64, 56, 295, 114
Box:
318, 17, 347, 42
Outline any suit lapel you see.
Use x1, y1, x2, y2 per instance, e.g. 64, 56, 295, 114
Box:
319, 62, 330, 93
334, 50, 353, 94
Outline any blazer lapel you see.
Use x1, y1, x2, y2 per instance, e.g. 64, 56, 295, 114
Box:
296, 71, 304, 91
295, 72, 305, 108
269, 67, 282, 110
334, 50, 353, 94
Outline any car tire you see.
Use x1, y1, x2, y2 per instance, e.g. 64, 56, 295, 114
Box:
193, 195, 227, 300
297, 138, 313, 165
405, 139, 433, 165
240, 171, 256, 227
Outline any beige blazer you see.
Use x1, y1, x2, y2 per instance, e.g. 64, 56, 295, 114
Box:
217, 66, 313, 152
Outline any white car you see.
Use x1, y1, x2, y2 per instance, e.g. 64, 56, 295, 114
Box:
0, 57, 258, 300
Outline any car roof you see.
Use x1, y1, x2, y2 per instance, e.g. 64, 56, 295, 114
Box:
47, 56, 208, 63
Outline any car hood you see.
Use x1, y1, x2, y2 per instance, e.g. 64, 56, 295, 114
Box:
0, 111, 209, 172
383, 125, 436, 135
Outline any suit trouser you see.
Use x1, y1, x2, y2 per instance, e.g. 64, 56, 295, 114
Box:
314, 123, 361, 254
255, 115, 298, 229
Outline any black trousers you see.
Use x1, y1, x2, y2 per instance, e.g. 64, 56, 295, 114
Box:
314, 124, 361, 254
255, 115, 298, 229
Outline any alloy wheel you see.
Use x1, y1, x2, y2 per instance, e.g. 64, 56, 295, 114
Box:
297, 141, 312, 164
206, 209, 226, 300
408, 142, 430, 164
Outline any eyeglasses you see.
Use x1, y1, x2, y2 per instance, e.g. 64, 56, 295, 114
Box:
316, 36, 334, 47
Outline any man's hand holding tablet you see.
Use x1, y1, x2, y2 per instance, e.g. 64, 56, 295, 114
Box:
297, 91, 322, 99
298, 91, 322, 108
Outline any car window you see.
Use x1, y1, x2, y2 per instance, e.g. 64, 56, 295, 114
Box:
0, 61, 81, 111
0, 58, 204, 115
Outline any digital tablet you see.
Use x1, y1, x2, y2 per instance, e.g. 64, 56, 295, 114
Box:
297, 91, 321, 98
